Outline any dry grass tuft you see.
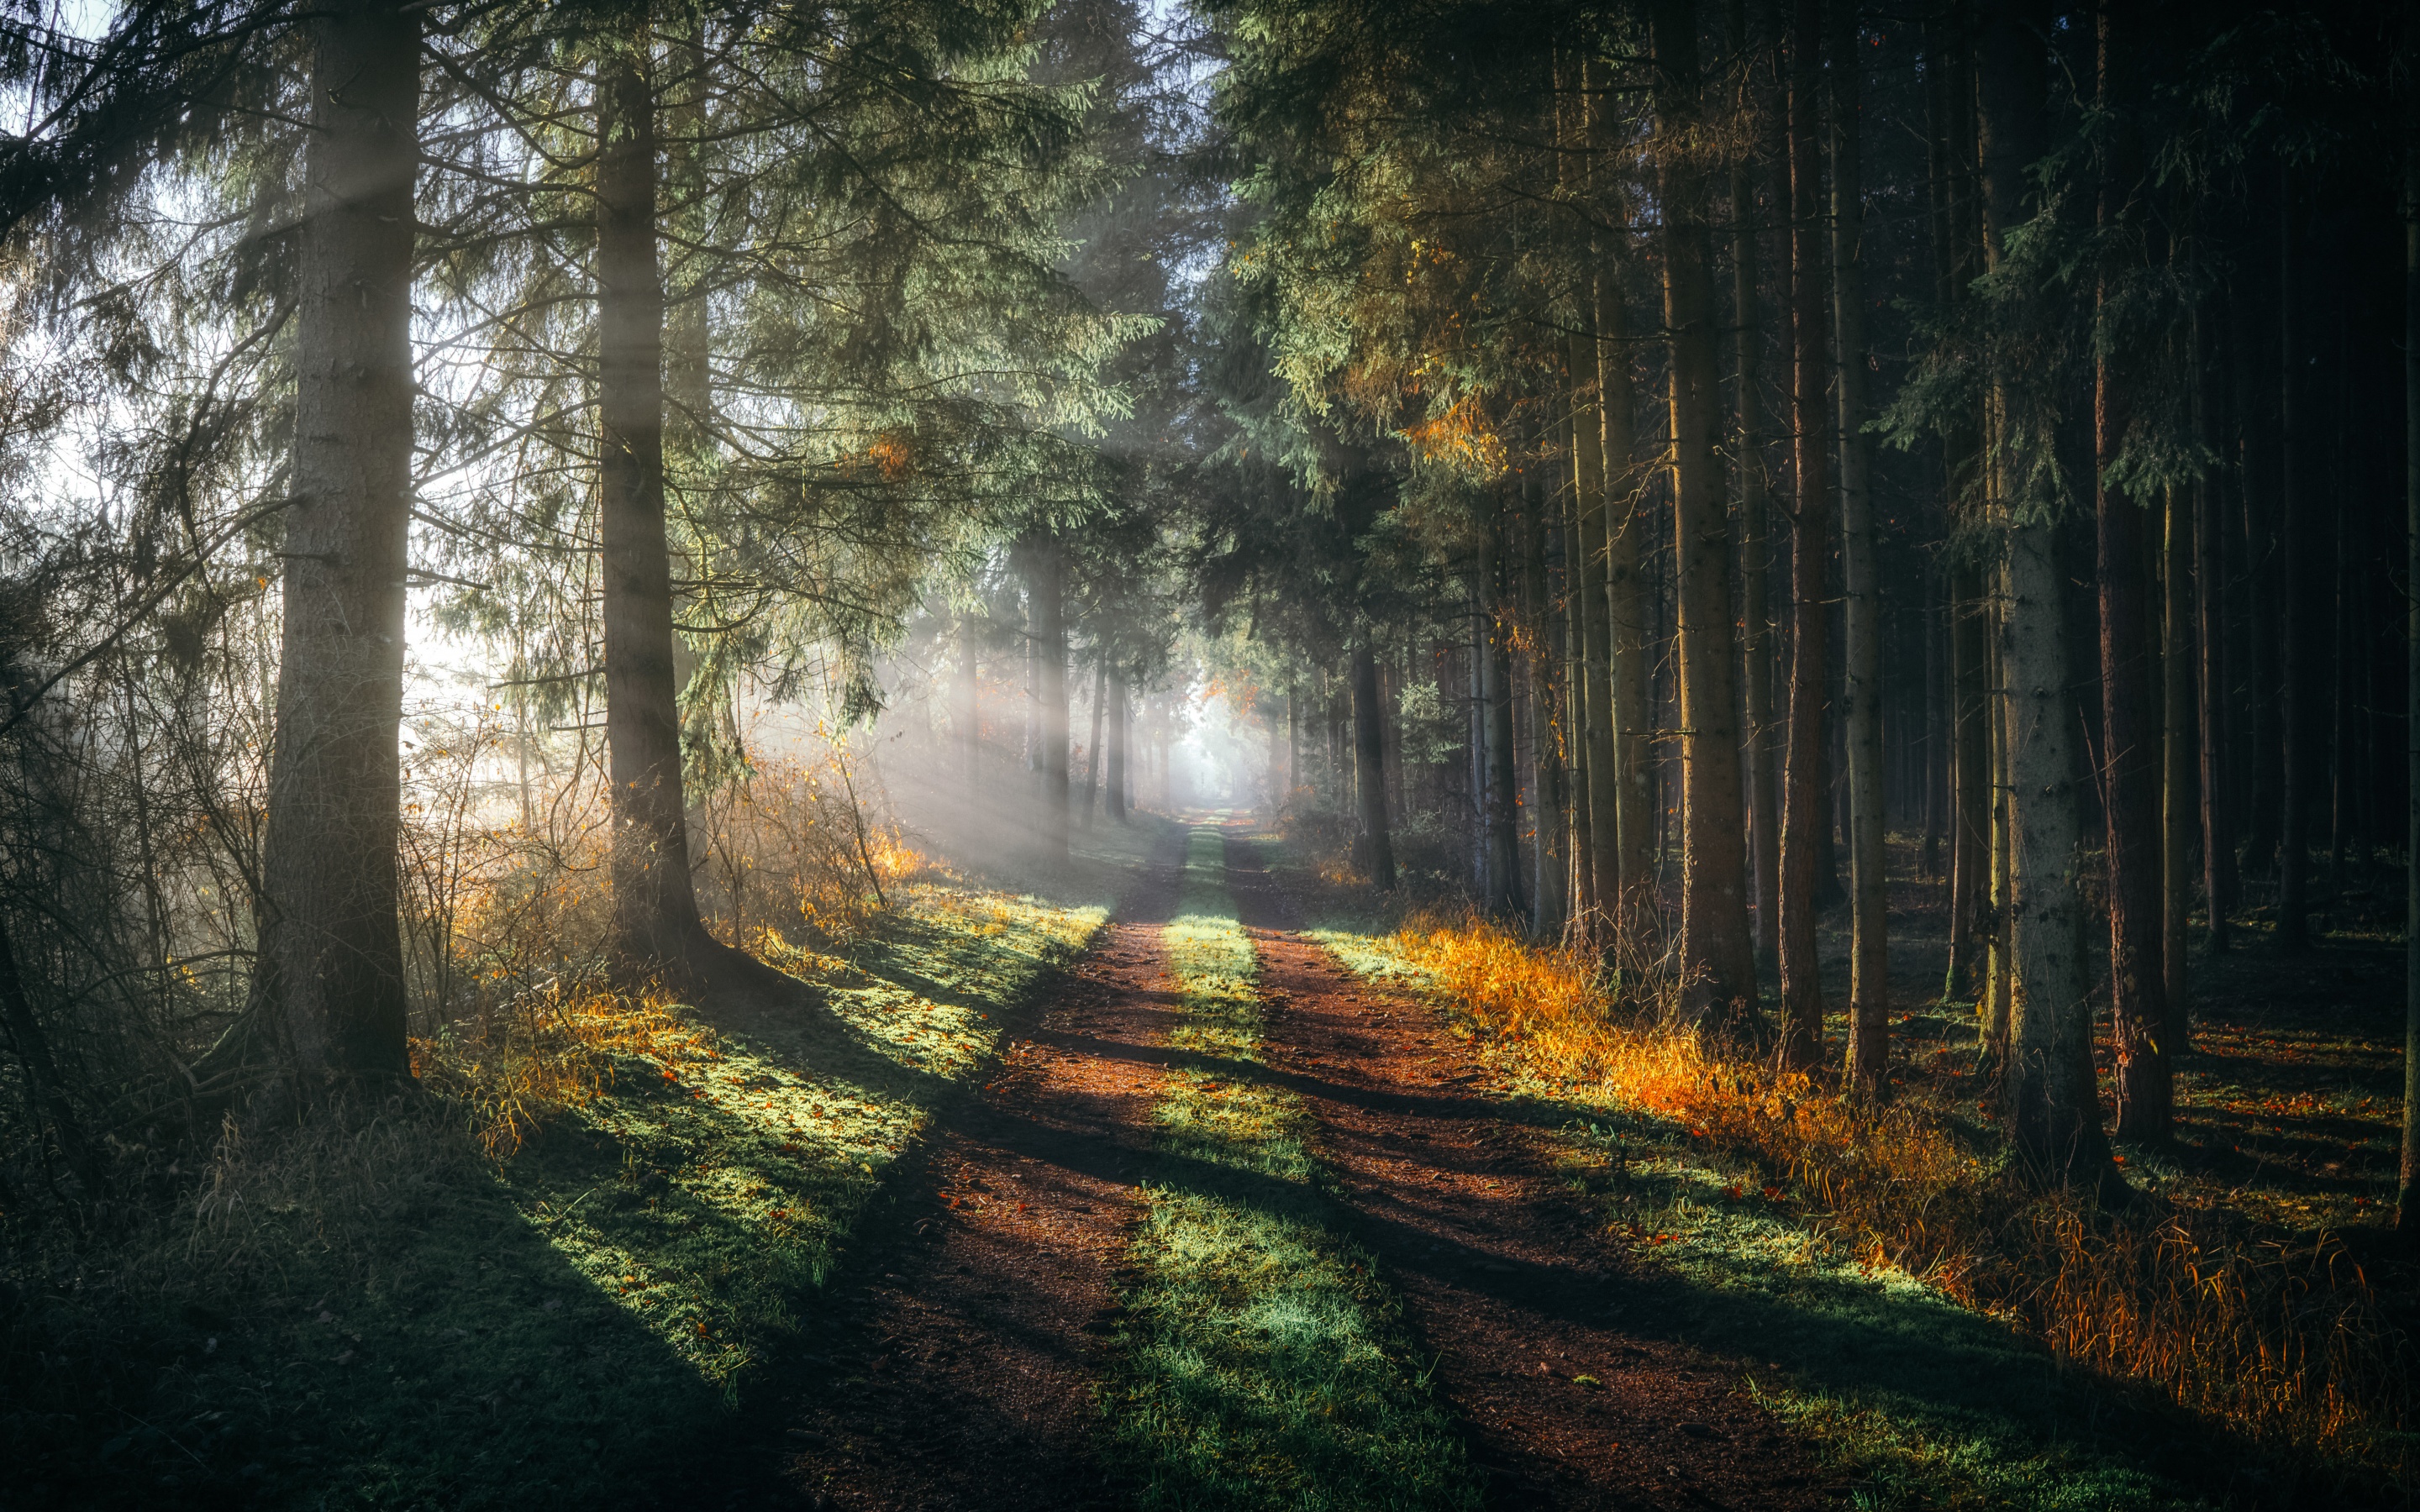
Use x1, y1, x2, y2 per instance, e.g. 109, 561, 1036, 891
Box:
410, 986, 716, 1159
1386, 906, 2414, 1480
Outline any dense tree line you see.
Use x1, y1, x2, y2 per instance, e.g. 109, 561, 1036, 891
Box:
0, 0, 2416, 1254
1186, 0, 2420, 1223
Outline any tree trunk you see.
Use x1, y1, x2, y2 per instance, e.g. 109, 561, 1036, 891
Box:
1601, 256, 1657, 951
598, 46, 718, 979
960, 614, 982, 805
2236, 272, 2284, 879
2163, 484, 2194, 1051
1985, 599, 2014, 1062
1570, 325, 1621, 938
1778, 0, 1832, 1068
2275, 167, 2312, 953
1564, 465, 1601, 934
1477, 501, 1520, 915
1981, 0, 2115, 1189
2196, 317, 2234, 954
2399, 93, 2417, 1240
1524, 467, 1569, 936
1107, 664, 1129, 824
1353, 643, 1397, 889
1833, 0, 1886, 1089
1031, 543, 1069, 858
2093, 3, 2168, 1141
1948, 559, 1991, 999
241, 0, 421, 1085
1650, 0, 1757, 1029
1732, 0, 1782, 979
1086, 660, 1107, 826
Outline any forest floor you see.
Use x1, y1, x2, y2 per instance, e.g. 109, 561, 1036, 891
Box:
8, 814, 2408, 1510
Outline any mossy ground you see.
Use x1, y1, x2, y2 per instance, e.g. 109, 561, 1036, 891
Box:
1102, 822, 1478, 1512
1, 818, 1171, 1510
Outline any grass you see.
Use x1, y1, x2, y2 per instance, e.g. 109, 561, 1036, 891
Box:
0, 869, 1126, 1510
1102, 823, 1480, 1512
1275, 838, 2416, 1512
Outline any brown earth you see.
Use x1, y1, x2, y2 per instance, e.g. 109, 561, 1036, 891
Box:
707, 817, 1838, 1510
1222, 825, 1839, 1512
706, 825, 1188, 1510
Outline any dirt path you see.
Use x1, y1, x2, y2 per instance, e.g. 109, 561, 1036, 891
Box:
729, 828, 1186, 1511
707, 822, 1837, 1510
1221, 830, 1839, 1512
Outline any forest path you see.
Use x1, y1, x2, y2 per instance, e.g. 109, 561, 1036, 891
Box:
737, 822, 1190, 1511
719, 819, 1835, 1511
1221, 830, 1839, 1511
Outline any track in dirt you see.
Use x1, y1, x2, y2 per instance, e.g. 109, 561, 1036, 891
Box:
719, 824, 1188, 1511
706, 818, 1835, 1510
1222, 827, 1837, 1512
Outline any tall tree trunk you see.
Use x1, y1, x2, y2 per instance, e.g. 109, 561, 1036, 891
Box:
1732, 0, 1782, 978
2275, 167, 2312, 953
1570, 326, 1620, 938
1353, 643, 1397, 889
1833, 0, 1886, 1089
2196, 313, 2235, 953
1031, 543, 1069, 858
1653, 0, 1757, 1028
2398, 87, 2417, 1240
243, 0, 420, 1084
1602, 265, 1657, 950
1478, 502, 1521, 915
1933, 12, 1991, 1005
960, 614, 982, 805
599, 44, 717, 979
2236, 270, 2285, 879
1107, 664, 1129, 824
1981, 0, 2115, 1189
1985, 600, 2014, 1062
1086, 660, 1107, 826
1948, 559, 1992, 999
2094, 3, 2169, 1141
2163, 484, 2194, 1050
1778, 0, 1832, 1068
1564, 467, 1601, 934
1525, 467, 1570, 936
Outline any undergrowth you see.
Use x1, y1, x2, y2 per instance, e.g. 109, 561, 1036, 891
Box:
1302, 897, 2417, 1509
0, 875, 1117, 1510
1105, 824, 1477, 1512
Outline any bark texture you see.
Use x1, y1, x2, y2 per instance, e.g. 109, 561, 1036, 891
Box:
1653, 0, 1757, 1027
1833, 0, 1887, 1089
247, 0, 421, 1084
1777, 0, 1831, 1068
1352, 643, 1397, 889
1981, 0, 2114, 1187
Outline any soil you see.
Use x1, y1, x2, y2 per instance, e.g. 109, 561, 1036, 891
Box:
710, 825, 1189, 1510
708, 818, 1840, 1509
1223, 828, 1839, 1512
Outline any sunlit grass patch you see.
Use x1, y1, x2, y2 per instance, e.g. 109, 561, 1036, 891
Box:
1, 871, 1118, 1510
508, 879, 1108, 1394
1105, 826, 1476, 1512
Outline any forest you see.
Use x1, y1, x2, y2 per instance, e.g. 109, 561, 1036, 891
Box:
0, 0, 2416, 1507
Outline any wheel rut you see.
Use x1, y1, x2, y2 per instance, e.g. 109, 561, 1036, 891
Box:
737, 826, 1187, 1511
1221, 828, 1839, 1511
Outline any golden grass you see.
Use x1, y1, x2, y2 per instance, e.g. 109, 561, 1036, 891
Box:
1384, 906, 2413, 1479
411, 985, 716, 1159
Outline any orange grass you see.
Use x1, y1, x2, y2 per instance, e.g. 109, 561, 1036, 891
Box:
1387, 906, 2413, 1478
410, 986, 717, 1159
